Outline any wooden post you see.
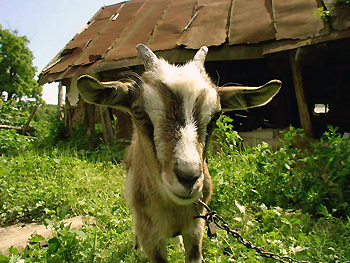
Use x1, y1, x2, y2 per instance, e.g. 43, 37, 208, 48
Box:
58, 82, 64, 120
290, 49, 313, 138
22, 105, 38, 135
99, 107, 114, 144
65, 98, 74, 139
112, 109, 133, 139
84, 103, 96, 136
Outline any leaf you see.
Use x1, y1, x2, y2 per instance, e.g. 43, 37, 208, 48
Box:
281, 217, 290, 225
266, 231, 279, 237
44, 218, 52, 227
235, 200, 245, 214
58, 205, 70, 220
0, 254, 9, 263
48, 237, 61, 253
70, 228, 87, 239
318, 204, 331, 217
218, 177, 224, 185
7, 246, 19, 255
292, 246, 310, 261
29, 234, 45, 243
284, 164, 291, 170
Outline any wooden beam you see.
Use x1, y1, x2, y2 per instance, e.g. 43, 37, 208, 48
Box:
22, 105, 38, 135
58, 82, 64, 119
84, 103, 96, 136
0, 125, 22, 131
289, 49, 313, 138
65, 98, 74, 139
99, 107, 114, 144
112, 109, 133, 140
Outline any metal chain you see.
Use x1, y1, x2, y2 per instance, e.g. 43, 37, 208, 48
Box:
194, 200, 310, 263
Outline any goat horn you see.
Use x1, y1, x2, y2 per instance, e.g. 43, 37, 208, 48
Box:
193, 46, 208, 68
136, 44, 159, 70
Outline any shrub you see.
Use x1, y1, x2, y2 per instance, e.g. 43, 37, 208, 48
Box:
1, 116, 350, 262
0, 148, 127, 226
0, 100, 31, 127
210, 115, 243, 155
0, 129, 33, 155
299, 127, 350, 217
210, 116, 350, 218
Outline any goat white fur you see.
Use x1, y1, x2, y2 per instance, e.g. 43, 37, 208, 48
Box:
77, 45, 281, 263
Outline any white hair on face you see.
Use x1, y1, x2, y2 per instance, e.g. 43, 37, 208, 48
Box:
142, 83, 167, 162
174, 123, 201, 166
157, 60, 212, 96
143, 83, 164, 121
158, 60, 216, 124
202, 88, 219, 123
143, 59, 218, 165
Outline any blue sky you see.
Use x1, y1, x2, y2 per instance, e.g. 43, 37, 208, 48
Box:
0, 0, 125, 104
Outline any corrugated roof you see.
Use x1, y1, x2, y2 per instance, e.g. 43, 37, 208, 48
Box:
39, 0, 350, 84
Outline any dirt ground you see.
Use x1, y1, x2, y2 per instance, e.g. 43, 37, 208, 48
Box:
0, 216, 85, 255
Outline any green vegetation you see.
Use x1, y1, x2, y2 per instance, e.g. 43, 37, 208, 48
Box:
0, 112, 349, 262
314, 7, 336, 21
314, 0, 350, 21
212, 118, 350, 217
0, 24, 42, 103
1, 22, 349, 262
333, 0, 350, 5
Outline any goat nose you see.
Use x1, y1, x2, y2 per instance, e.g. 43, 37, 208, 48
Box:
175, 164, 201, 189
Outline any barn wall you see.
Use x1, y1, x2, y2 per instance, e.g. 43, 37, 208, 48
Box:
67, 55, 302, 141
298, 38, 350, 137
66, 38, 350, 142
205, 54, 299, 132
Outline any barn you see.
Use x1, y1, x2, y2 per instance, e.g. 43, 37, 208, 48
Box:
38, 0, 350, 144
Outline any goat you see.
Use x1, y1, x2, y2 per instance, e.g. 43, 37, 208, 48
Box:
77, 45, 281, 263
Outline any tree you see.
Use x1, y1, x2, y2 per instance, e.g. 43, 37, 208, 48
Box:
0, 24, 43, 102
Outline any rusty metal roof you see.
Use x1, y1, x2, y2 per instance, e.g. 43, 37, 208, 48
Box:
39, 0, 350, 85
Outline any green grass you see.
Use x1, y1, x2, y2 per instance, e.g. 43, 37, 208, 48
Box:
206, 154, 350, 263
1, 121, 350, 262
0, 148, 126, 226
0, 148, 136, 262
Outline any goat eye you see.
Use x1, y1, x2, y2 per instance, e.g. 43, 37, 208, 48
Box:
132, 106, 146, 119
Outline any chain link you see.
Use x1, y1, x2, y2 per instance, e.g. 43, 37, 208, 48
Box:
194, 200, 310, 263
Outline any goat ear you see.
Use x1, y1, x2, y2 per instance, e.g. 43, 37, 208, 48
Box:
218, 80, 281, 112
193, 46, 208, 69
136, 44, 159, 70
77, 75, 131, 110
